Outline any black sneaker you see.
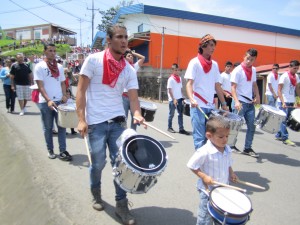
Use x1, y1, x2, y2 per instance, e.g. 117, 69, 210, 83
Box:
59, 151, 72, 161
243, 148, 259, 158
48, 150, 56, 159
167, 128, 176, 133
231, 146, 242, 153
179, 129, 190, 135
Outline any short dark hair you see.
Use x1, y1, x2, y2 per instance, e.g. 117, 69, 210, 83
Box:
172, 63, 179, 69
44, 43, 55, 51
246, 48, 258, 57
225, 61, 233, 66
124, 49, 132, 57
289, 60, 300, 67
206, 115, 230, 134
273, 63, 279, 68
107, 23, 127, 39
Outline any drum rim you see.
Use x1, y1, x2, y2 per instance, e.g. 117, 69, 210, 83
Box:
209, 186, 252, 217
207, 202, 249, 225
291, 108, 300, 123
121, 135, 167, 174
260, 104, 286, 116
211, 109, 243, 122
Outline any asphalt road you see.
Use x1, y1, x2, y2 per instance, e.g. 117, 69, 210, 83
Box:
0, 86, 300, 225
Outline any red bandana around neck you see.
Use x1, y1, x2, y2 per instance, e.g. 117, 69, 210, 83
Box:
288, 71, 297, 86
241, 62, 252, 81
273, 71, 278, 80
45, 59, 59, 78
103, 49, 126, 88
197, 53, 212, 73
170, 74, 181, 83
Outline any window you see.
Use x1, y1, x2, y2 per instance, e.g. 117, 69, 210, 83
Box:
138, 24, 143, 33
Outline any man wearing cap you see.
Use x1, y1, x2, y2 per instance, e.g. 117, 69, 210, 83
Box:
185, 34, 228, 150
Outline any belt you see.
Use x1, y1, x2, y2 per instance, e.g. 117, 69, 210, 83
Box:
107, 116, 126, 123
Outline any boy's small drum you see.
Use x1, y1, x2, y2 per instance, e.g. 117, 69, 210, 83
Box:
208, 186, 252, 225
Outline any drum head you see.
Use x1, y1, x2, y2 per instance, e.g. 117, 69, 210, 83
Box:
210, 187, 252, 216
291, 109, 300, 123
58, 103, 76, 111
140, 101, 157, 111
261, 104, 286, 116
122, 135, 167, 173
211, 110, 242, 121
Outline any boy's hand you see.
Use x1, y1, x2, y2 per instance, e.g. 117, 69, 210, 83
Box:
203, 175, 214, 185
230, 172, 238, 183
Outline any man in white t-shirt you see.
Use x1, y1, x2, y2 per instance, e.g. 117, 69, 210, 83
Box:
34, 43, 72, 161
265, 63, 280, 107
220, 61, 233, 112
231, 48, 260, 158
275, 60, 300, 146
122, 48, 145, 130
76, 24, 145, 225
167, 63, 190, 135
185, 34, 227, 150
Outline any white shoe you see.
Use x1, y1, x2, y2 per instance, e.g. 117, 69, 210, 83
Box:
19, 110, 24, 116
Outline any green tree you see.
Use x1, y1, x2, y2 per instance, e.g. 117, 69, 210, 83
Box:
97, 0, 134, 32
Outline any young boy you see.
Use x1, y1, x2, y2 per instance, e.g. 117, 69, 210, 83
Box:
187, 115, 237, 225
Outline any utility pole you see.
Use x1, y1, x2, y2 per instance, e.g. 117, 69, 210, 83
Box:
159, 27, 165, 102
87, 0, 99, 43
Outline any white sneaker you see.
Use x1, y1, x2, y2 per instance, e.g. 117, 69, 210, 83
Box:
19, 110, 24, 116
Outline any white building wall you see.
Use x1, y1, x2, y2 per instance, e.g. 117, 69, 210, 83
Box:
124, 14, 300, 50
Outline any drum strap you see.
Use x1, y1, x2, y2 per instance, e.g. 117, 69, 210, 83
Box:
193, 91, 208, 104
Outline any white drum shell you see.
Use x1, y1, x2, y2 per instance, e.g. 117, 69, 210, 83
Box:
255, 105, 286, 134
57, 104, 78, 128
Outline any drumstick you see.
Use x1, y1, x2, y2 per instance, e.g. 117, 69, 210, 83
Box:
196, 106, 209, 120
84, 136, 92, 165
213, 181, 246, 193
133, 117, 175, 140
237, 179, 266, 190
52, 106, 58, 112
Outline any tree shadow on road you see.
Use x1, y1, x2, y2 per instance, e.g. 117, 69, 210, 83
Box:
234, 171, 270, 195
102, 201, 197, 225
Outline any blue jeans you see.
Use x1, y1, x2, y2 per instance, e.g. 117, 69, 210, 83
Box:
238, 102, 255, 149
168, 98, 184, 131
3, 84, 16, 111
38, 102, 66, 152
191, 107, 212, 150
122, 96, 136, 130
266, 95, 276, 107
88, 121, 126, 201
275, 102, 294, 141
197, 191, 212, 225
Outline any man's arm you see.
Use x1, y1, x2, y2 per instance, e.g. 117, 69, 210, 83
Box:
76, 75, 90, 136
253, 82, 260, 104
268, 83, 277, 98
132, 51, 145, 67
61, 81, 67, 103
278, 83, 285, 107
128, 89, 145, 127
186, 79, 197, 107
216, 83, 228, 110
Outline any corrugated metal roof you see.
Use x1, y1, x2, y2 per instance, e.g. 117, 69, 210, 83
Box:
114, 4, 300, 37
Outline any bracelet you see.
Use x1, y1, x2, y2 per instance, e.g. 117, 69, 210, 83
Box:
221, 102, 227, 106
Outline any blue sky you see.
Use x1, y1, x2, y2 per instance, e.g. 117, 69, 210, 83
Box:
1, 0, 299, 46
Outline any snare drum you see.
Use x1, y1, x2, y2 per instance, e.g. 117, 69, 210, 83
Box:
255, 105, 286, 134
208, 186, 252, 225
113, 130, 167, 194
183, 99, 191, 116
140, 100, 157, 122
287, 109, 300, 131
210, 110, 244, 147
57, 103, 78, 128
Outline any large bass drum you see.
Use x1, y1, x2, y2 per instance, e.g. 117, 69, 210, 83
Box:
113, 129, 168, 194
